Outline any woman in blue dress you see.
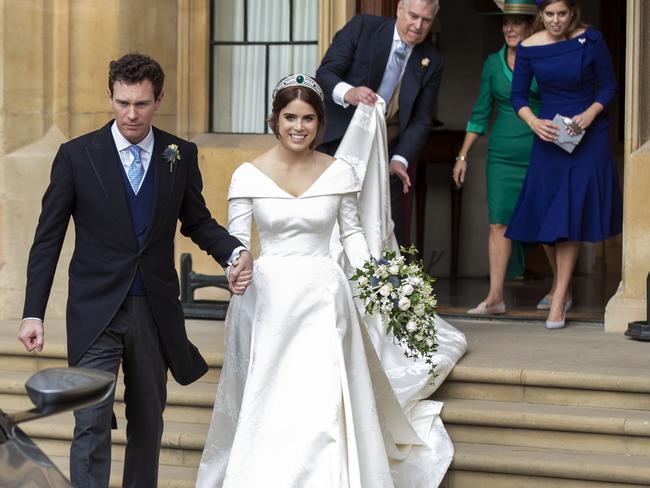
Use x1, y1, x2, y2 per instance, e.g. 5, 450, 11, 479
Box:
506, 0, 623, 329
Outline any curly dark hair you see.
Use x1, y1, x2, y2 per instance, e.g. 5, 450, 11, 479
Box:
268, 86, 325, 148
108, 53, 165, 100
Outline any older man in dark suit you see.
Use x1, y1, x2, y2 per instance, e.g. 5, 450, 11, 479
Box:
17, 53, 252, 488
317, 0, 442, 245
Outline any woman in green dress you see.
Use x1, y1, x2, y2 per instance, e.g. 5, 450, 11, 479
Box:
453, 0, 556, 314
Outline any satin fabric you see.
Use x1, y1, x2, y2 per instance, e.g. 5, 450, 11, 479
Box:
196, 156, 464, 487
334, 100, 468, 479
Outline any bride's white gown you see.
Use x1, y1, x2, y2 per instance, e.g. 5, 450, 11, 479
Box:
196, 102, 467, 488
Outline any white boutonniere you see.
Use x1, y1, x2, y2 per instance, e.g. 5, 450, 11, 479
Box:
163, 144, 181, 173
420, 58, 430, 71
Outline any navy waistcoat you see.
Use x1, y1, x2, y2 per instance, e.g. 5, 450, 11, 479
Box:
118, 154, 155, 295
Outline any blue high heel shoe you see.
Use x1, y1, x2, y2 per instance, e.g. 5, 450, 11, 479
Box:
545, 301, 571, 330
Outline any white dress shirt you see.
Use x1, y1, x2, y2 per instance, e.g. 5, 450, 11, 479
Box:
332, 25, 412, 168
111, 121, 154, 193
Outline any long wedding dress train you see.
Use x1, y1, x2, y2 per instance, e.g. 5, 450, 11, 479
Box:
196, 102, 467, 487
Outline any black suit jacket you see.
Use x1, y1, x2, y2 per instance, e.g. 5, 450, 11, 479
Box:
316, 14, 443, 164
23, 122, 241, 385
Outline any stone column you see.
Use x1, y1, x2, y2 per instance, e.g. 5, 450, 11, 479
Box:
604, 0, 650, 332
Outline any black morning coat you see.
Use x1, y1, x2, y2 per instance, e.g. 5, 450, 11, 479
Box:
316, 14, 444, 164
23, 121, 242, 385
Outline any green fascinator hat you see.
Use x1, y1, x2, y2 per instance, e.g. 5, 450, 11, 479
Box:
492, 0, 537, 15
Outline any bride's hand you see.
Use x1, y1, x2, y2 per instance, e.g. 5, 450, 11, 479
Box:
228, 251, 253, 295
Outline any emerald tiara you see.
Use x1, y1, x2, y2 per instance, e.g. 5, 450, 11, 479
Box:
272, 73, 324, 102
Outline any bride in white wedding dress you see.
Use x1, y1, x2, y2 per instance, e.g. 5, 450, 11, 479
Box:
196, 74, 467, 488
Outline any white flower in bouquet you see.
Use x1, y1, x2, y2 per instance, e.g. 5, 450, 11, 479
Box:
400, 283, 415, 296
398, 296, 411, 311
379, 283, 393, 297
350, 245, 438, 376
409, 276, 423, 287
376, 265, 390, 279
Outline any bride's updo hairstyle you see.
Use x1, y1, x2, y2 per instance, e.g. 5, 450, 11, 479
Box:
268, 73, 326, 148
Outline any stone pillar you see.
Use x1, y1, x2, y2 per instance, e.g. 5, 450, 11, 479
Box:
0, 0, 181, 320
604, 0, 650, 332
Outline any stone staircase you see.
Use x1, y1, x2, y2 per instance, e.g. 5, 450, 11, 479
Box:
1, 318, 649, 487
0, 319, 221, 487
436, 320, 650, 488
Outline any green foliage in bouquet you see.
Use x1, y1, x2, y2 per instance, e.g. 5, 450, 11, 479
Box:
351, 245, 438, 374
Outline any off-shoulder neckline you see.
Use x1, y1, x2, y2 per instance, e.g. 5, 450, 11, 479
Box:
242, 158, 341, 199
520, 26, 591, 49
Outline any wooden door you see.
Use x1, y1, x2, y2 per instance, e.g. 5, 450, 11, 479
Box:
357, 0, 399, 16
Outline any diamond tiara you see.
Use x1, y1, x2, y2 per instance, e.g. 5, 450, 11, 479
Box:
272, 73, 324, 102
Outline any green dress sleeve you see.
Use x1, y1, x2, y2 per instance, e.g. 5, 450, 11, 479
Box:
466, 56, 496, 135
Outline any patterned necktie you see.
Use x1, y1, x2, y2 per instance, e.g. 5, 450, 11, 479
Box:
378, 41, 409, 104
127, 145, 144, 194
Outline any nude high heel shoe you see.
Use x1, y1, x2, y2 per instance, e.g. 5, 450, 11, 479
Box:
545, 301, 571, 330
467, 301, 506, 315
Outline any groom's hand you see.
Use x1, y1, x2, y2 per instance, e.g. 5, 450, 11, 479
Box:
18, 318, 44, 352
228, 250, 253, 295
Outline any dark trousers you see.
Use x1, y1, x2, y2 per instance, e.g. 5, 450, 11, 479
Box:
319, 138, 407, 246
70, 296, 168, 488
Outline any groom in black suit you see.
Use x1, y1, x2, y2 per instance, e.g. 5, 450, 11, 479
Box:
316, 0, 442, 245
17, 53, 252, 488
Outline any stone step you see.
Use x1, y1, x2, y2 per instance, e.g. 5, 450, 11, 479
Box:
0, 319, 224, 381
448, 442, 650, 487
48, 456, 196, 488
0, 354, 221, 382
38, 438, 202, 468
440, 398, 650, 437
434, 380, 650, 411
446, 364, 650, 395
443, 470, 649, 488
447, 424, 650, 458
21, 413, 208, 452
1, 392, 214, 424
439, 399, 650, 457
0, 370, 219, 408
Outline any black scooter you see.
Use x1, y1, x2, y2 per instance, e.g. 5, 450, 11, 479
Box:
0, 368, 115, 487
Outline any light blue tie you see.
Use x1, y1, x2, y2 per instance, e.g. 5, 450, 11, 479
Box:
378, 41, 409, 103
127, 145, 144, 195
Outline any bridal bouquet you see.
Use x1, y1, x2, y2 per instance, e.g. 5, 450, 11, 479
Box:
351, 246, 438, 373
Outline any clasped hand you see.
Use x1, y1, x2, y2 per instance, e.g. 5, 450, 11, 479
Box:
530, 109, 596, 142
228, 250, 253, 295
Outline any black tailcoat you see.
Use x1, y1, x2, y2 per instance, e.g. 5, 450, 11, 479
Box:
23, 122, 241, 385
